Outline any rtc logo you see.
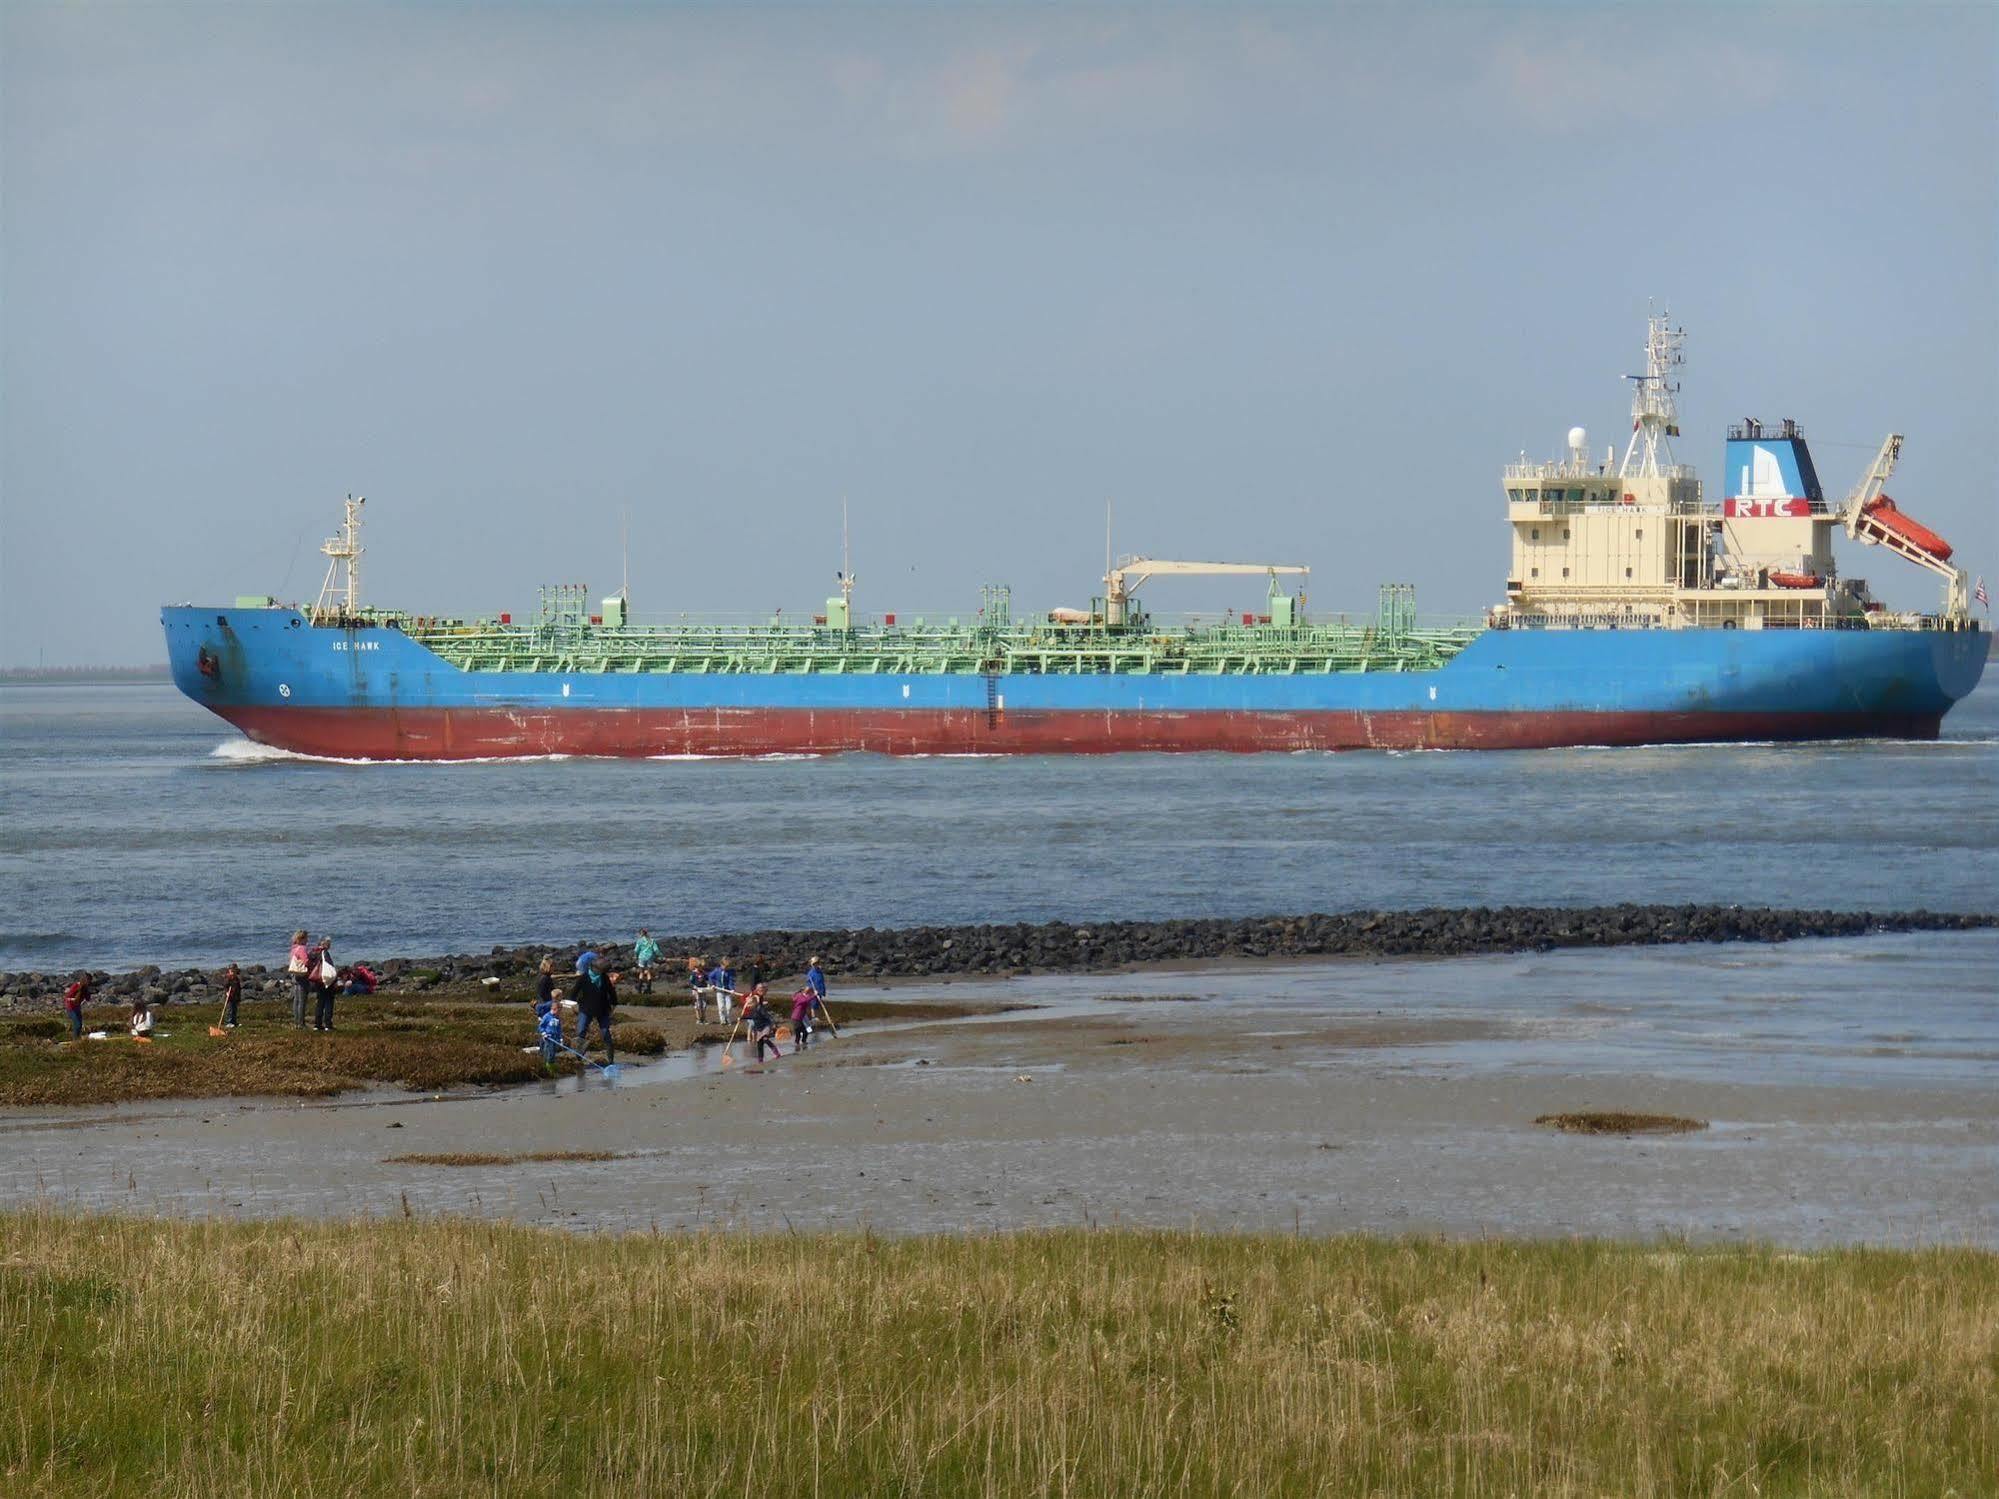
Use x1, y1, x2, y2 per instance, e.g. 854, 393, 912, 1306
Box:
1724, 497, 1811, 519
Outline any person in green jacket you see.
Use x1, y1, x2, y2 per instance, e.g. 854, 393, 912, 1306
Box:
633, 929, 661, 994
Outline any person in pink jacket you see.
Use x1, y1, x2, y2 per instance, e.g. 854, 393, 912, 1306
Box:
287, 930, 312, 1029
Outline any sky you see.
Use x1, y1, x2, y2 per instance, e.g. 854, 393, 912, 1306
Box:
2, 1, 1994, 665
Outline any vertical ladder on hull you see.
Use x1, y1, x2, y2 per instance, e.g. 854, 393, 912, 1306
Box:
984, 673, 1000, 730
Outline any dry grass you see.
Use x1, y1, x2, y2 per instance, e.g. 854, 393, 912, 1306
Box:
0, 1211, 1991, 1497
1537, 1111, 1710, 1135
0, 1001, 667, 1107
383, 1150, 622, 1167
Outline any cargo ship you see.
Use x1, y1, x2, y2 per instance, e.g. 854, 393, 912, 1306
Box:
164, 318, 1988, 758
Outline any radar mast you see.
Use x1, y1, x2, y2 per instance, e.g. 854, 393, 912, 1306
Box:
313, 495, 366, 620
1619, 312, 1685, 478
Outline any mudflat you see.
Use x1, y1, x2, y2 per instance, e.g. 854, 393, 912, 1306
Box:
5, 933, 1994, 1247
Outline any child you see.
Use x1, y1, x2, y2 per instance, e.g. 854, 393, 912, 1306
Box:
536, 998, 565, 1068
790, 987, 816, 1052
633, 930, 660, 994
746, 984, 780, 1064
706, 957, 738, 1025
685, 956, 710, 1022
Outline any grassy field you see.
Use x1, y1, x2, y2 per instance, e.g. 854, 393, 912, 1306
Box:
2, 1214, 1991, 1496
0, 998, 671, 1107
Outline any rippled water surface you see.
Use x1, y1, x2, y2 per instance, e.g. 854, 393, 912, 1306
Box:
3, 677, 1994, 971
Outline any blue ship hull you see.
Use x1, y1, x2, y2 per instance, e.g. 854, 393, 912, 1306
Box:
162, 607, 1989, 758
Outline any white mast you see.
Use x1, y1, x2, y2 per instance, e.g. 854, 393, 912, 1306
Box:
1619, 312, 1685, 478
313, 495, 365, 619
839, 495, 855, 614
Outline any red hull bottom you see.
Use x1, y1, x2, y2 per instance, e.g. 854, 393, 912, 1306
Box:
218, 706, 1946, 760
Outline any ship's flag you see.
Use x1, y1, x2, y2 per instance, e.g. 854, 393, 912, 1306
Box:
1978, 576, 1990, 608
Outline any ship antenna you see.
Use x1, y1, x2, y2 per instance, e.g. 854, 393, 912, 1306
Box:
1105, 498, 1113, 597
1618, 309, 1685, 479
840, 495, 856, 612
313, 495, 365, 622
620, 504, 630, 604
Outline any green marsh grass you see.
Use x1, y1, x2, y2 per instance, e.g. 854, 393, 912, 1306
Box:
2, 1212, 1992, 1495
0, 1001, 668, 1107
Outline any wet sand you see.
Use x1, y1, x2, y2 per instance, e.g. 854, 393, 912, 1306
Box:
4, 933, 1993, 1247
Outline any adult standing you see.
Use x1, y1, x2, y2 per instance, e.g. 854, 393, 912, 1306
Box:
288, 930, 312, 1029
311, 938, 338, 1032
806, 956, 830, 1032
219, 964, 243, 1029
571, 956, 618, 1064
62, 972, 93, 1040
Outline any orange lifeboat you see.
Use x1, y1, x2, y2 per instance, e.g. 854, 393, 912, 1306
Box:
1862, 496, 1953, 561
1767, 570, 1822, 589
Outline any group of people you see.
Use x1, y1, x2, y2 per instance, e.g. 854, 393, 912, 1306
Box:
61, 964, 248, 1040
533, 953, 621, 1066
529, 936, 834, 1071
56, 926, 829, 1070
286, 930, 378, 1032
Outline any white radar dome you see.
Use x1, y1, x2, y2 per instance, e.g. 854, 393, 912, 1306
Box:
1567, 425, 1588, 452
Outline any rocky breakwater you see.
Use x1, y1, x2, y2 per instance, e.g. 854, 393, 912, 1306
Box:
1, 906, 1992, 1014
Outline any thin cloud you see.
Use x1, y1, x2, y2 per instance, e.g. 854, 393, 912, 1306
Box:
1485, 34, 1789, 133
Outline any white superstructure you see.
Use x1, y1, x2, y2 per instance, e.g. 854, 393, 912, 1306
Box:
1495, 316, 1969, 631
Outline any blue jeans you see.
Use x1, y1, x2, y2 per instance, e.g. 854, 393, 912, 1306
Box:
575, 1014, 614, 1061
67, 1006, 82, 1039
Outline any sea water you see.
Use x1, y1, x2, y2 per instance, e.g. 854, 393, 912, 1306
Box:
2, 678, 1994, 972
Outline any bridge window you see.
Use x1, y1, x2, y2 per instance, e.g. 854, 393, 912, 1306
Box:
1635, 528, 1643, 540
1530, 528, 1540, 541
1530, 567, 1540, 579
1561, 567, 1570, 579
1625, 567, 1633, 579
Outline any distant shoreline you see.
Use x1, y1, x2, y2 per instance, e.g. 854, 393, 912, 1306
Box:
0, 665, 170, 684
5, 904, 1993, 1004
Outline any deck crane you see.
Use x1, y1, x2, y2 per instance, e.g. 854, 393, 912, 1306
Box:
1102, 557, 1309, 628
1839, 435, 1970, 621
